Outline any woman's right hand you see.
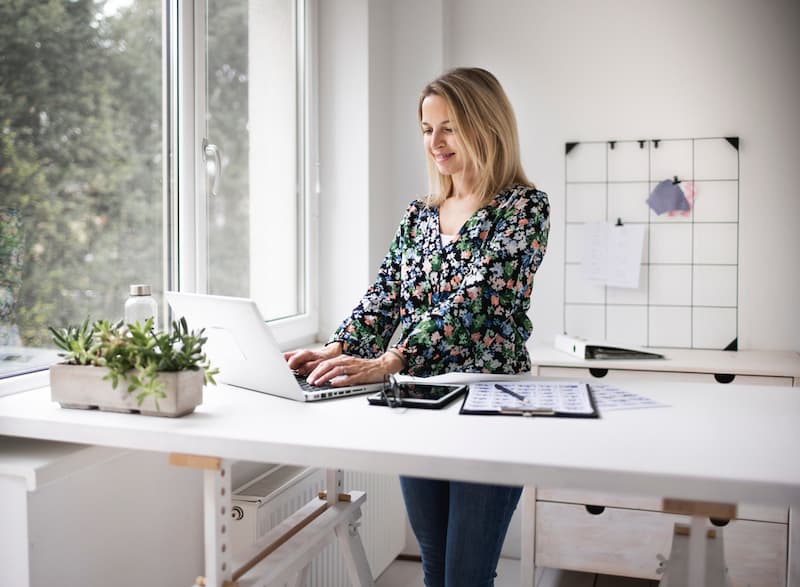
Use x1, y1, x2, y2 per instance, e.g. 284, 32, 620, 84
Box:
283, 342, 342, 377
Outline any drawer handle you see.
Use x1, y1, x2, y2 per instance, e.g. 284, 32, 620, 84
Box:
585, 505, 605, 515
588, 368, 608, 378
714, 373, 736, 384
709, 517, 731, 527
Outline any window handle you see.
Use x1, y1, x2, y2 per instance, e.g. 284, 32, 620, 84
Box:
202, 139, 222, 196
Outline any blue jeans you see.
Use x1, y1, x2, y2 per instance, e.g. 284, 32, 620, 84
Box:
399, 476, 522, 587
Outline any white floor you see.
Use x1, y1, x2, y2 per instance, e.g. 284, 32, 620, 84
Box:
375, 558, 658, 587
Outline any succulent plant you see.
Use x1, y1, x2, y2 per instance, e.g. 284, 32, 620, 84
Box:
49, 317, 218, 407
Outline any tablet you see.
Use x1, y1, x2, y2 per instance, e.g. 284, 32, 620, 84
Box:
367, 382, 468, 409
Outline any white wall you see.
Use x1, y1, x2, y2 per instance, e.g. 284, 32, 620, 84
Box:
318, 0, 372, 337
368, 0, 444, 274
442, 0, 800, 351
320, 0, 800, 351
319, 0, 442, 338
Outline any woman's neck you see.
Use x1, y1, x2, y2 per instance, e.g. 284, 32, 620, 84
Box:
450, 174, 478, 202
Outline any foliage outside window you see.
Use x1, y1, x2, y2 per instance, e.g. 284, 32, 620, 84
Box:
0, 0, 314, 380
0, 0, 163, 348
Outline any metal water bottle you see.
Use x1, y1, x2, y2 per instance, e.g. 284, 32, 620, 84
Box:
124, 284, 158, 327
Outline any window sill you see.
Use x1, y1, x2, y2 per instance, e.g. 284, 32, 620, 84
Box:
0, 369, 50, 398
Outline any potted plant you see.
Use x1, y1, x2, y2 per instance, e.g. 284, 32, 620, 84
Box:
48, 317, 218, 417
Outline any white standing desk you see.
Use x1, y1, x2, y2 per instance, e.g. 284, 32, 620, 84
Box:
1, 379, 799, 584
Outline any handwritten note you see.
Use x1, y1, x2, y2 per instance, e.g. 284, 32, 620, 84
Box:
581, 221, 646, 289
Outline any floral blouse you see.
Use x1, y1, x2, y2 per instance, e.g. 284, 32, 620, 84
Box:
330, 184, 550, 377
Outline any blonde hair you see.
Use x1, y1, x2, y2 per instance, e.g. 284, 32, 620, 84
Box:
418, 67, 532, 207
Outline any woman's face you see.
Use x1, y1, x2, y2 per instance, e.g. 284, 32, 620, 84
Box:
421, 94, 467, 179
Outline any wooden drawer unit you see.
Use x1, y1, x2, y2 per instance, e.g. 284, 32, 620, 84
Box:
525, 346, 800, 586
529, 346, 800, 388
536, 500, 788, 586
537, 488, 788, 523
537, 366, 794, 387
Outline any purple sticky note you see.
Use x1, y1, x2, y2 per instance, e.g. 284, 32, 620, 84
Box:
647, 180, 690, 215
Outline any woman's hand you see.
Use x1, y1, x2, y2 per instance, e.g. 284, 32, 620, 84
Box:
283, 342, 342, 377
305, 350, 405, 387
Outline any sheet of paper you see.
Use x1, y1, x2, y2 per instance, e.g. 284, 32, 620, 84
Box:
589, 383, 668, 411
606, 224, 645, 288
581, 221, 608, 283
581, 222, 645, 289
464, 381, 594, 414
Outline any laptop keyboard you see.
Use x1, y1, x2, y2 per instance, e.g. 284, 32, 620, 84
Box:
294, 373, 335, 391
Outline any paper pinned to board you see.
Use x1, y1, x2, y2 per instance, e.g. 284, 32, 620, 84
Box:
581, 221, 646, 288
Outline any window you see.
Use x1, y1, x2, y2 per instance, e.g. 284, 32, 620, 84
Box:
0, 0, 316, 380
193, 0, 317, 333
0, 0, 164, 376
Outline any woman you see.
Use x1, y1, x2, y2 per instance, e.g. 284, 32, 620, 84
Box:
285, 67, 549, 586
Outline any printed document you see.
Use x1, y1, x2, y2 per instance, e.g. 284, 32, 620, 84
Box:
461, 381, 598, 417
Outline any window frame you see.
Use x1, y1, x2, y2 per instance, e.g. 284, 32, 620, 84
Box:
169, 0, 320, 350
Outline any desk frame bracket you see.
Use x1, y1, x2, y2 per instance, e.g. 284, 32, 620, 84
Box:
658, 498, 735, 587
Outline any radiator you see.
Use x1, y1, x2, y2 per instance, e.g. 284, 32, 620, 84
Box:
231, 463, 406, 586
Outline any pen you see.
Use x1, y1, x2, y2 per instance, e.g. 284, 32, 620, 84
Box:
494, 383, 525, 402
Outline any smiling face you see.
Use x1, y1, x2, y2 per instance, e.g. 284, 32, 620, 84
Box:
420, 94, 468, 181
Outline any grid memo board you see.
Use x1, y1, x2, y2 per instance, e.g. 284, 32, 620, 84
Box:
563, 136, 740, 350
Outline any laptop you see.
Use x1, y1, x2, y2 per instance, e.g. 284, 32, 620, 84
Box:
165, 292, 383, 402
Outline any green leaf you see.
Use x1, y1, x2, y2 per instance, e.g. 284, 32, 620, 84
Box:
49, 314, 217, 411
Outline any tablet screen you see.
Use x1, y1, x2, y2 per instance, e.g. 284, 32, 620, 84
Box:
368, 383, 467, 408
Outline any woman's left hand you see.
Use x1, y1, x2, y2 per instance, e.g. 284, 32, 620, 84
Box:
307, 352, 404, 387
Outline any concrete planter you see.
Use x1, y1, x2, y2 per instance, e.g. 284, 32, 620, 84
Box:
49, 363, 203, 417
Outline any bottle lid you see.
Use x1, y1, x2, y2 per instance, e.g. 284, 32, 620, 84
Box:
129, 284, 152, 296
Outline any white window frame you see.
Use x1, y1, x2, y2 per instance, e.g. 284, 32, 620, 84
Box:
168, 0, 319, 350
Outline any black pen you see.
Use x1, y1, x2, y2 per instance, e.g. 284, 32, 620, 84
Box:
494, 383, 525, 401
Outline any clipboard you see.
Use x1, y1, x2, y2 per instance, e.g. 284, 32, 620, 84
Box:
459, 380, 600, 418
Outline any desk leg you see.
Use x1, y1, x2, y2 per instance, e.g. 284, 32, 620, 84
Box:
660, 498, 735, 587
326, 468, 344, 506
335, 508, 373, 586
519, 486, 537, 586
660, 521, 729, 587
168, 454, 234, 587
327, 469, 373, 587
287, 565, 310, 587
789, 507, 799, 587
202, 459, 234, 587
171, 458, 373, 587
687, 515, 707, 586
